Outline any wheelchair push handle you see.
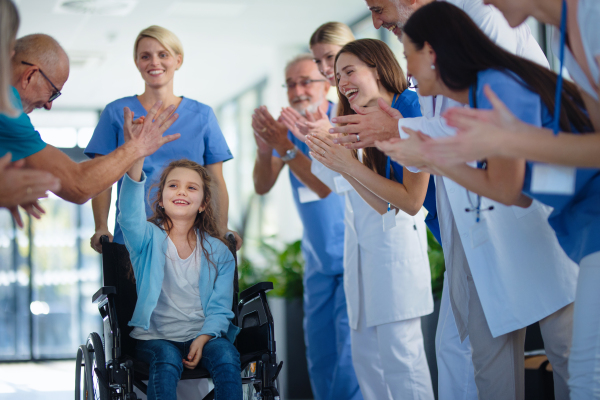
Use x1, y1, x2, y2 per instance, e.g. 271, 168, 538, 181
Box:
100, 235, 110, 245
225, 231, 236, 247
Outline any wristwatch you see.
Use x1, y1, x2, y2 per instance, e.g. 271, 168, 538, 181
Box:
281, 146, 299, 162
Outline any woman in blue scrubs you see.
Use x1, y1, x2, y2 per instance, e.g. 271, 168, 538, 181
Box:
396, 3, 597, 398
85, 25, 239, 252
306, 39, 435, 400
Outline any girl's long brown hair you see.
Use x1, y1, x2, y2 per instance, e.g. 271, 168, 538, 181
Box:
335, 39, 408, 177
404, 2, 591, 133
148, 159, 226, 276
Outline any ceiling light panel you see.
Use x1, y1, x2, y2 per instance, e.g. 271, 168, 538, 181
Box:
54, 0, 138, 16
167, 2, 248, 18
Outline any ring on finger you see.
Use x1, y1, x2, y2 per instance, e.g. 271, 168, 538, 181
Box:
261, 127, 267, 133
356, 134, 360, 143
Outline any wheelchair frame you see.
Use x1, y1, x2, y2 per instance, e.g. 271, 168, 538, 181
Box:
75, 235, 283, 400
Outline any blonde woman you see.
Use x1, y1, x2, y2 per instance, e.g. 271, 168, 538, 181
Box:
86, 25, 240, 252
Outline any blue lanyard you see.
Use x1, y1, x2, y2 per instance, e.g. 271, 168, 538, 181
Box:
386, 156, 391, 212
553, 0, 567, 135
385, 93, 400, 213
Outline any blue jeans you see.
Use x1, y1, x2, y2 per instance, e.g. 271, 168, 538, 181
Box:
136, 337, 242, 400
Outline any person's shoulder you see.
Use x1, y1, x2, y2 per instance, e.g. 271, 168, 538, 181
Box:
180, 97, 214, 117
103, 96, 139, 113
478, 68, 521, 86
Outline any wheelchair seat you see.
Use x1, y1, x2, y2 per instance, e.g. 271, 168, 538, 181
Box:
76, 235, 282, 400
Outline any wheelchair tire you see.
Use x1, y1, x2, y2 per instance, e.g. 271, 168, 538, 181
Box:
87, 332, 109, 400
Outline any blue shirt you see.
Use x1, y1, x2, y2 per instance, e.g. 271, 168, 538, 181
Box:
389, 90, 441, 244
471, 69, 600, 264
118, 171, 239, 342
0, 87, 46, 161
275, 103, 345, 276
85, 96, 233, 244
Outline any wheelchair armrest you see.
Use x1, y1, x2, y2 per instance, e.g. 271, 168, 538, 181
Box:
92, 286, 117, 304
239, 282, 273, 305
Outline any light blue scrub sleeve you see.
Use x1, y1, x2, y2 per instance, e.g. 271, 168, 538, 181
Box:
0, 87, 47, 161
84, 105, 119, 158
474, 70, 542, 127
203, 108, 233, 165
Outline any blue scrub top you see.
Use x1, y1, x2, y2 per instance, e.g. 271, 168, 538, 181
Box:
274, 102, 345, 276
470, 69, 600, 264
85, 96, 233, 244
0, 87, 46, 161
388, 89, 442, 244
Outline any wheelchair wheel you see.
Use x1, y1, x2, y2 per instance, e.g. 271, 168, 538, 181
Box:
87, 332, 109, 400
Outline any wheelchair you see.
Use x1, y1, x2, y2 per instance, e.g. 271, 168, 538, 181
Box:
76, 234, 283, 400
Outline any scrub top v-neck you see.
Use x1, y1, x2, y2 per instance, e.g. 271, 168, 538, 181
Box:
85, 95, 232, 244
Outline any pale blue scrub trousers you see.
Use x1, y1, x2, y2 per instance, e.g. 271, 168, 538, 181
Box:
303, 252, 362, 400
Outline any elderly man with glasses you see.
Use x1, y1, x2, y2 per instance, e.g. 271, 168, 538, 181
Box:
0, 33, 179, 225
252, 54, 362, 400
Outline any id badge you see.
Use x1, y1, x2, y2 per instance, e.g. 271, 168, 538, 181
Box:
298, 187, 321, 203
383, 209, 397, 231
531, 163, 576, 195
470, 218, 490, 249
334, 176, 353, 193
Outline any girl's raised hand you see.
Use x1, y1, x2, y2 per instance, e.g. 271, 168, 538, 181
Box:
306, 132, 357, 175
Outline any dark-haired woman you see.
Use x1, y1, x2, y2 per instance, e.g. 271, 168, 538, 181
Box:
306, 39, 434, 400
386, 2, 589, 399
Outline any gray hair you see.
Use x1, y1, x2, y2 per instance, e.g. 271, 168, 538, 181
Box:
0, 0, 19, 116
284, 53, 315, 76
12, 34, 69, 76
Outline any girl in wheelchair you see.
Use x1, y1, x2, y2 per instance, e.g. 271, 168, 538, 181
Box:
117, 157, 242, 400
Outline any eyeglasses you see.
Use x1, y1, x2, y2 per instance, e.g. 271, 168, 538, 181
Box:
21, 61, 62, 102
282, 79, 326, 90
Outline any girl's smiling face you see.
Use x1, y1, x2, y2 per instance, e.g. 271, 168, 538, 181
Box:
160, 167, 206, 220
336, 52, 386, 108
135, 37, 182, 89
311, 42, 343, 86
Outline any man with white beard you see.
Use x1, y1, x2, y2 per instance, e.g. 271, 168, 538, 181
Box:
327, 1, 552, 399
252, 54, 362, 400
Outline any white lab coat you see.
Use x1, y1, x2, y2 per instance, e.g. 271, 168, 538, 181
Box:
397, 35, 578, 339
312, 155, 433, 330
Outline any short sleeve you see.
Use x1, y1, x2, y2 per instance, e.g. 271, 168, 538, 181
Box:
203, 108, 233, 165
85, 105, 119, 159
580, 0, 600, 72
476, 70, 542, 127
0, 87, 46, 161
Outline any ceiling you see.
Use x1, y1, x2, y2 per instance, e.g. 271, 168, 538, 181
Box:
14, 0, 370, 111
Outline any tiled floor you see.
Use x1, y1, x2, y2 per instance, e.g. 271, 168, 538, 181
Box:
0, 361, 73, 400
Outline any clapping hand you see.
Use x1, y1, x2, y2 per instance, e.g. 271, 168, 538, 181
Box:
330, 98, 403, 149
306, 132, 358, 175
0, 153, 61, 228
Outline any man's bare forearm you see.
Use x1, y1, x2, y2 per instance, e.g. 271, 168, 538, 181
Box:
92, 187, 112, 231
25, 142, 142, 204
253, 152, 281, 195
206, 163, 230, 235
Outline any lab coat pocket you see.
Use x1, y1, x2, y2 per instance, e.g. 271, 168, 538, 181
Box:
363, 256, 433, 327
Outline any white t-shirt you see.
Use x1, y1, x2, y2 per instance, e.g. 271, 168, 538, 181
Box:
131, 236, 205, 342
